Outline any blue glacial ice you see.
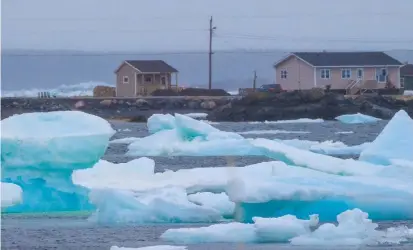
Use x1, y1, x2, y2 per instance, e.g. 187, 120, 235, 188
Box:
1, 111, 115, 212
335, 113, 381, 124
359, 110, 413, 165
160, 209, 413, 245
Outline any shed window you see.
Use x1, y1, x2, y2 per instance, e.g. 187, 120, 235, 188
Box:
320, 69, 331, 79
145, 76, 152, 83
280, 70, 287, 79
341, 69, 351, 79
123, 76, 129, 84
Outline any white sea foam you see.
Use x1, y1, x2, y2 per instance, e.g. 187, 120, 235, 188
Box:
2, 81, 113, 97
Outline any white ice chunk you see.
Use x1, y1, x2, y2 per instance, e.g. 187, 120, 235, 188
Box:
187, 192, 235, 218
1, 111, 115, 169
253, 214, 319, 243
161, 209, 413, 245
147, 114, 176, 134
335, 113, 381, 124
88, 187, 222, 224
110, 137, 140, 144
290, 208, 411, 246
160, 222, 256, 243
1, 182, 23, 208
251, 138, 382, 176
359, 110, 413, 165
183, 113, 208, 119
110, 245, 187, 250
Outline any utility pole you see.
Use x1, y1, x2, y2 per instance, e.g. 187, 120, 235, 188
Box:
208, 16, 216, 90
253, 70, 257, 91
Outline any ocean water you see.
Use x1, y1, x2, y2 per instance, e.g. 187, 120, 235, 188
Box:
2, 120, 412, 250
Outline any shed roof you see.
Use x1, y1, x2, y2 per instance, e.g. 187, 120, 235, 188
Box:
124, 60, 178, 73
401, 64, 413, 76
277, 52, 402, 67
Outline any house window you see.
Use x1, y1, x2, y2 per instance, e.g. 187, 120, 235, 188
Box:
376, 68, 388, 83
320, 69, 331, 79
341, 69, 351, 79
161, 77, 166, 85
357, 68, 364, 79
145, 76, 152, 83
123, 76, 129, 84
400, 77, 405, 88
280, 70, 287, 79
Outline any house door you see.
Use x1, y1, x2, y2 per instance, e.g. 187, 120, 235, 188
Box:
376, 68, 388, 83
161, 76, 166, 85
356, 68, 364, 79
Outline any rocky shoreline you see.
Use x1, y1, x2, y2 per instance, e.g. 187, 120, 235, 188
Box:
2, 90, 412, 122
0, 96, 235, 121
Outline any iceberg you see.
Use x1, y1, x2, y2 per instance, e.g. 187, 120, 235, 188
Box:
290, 209, 413, 246
1, 111, 115, 212
335, 113, 381, 124
1, 182, 23, 208
88, 187, 223, 224
280, 139, 370, 156
127, 114, 259, 156
359, 110, 413, 165
187, 192, 235, 218
161, 209, 413, 245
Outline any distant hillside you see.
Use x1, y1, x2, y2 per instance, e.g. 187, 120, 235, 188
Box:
2, 49, 412, 91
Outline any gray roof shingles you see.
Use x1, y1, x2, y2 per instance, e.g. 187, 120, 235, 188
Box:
291, 52, 402, 67
126, 60, 178, 73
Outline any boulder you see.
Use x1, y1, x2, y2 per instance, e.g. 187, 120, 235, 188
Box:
100, 99, 112, 106
200, 101, 216, 110
93, 86, 116, 97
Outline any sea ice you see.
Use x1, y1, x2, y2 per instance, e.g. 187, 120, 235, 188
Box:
290, 209, 413, 246
160, 213, 317, 243
127, 114, 257, 156
183, 113, 208, 119
335, 113, 381, 124
248, 118, 324, 124
359, 110, 413, 165
110, 246, 187, 250
110, 137, 140, 144
280, 139, 369, 156
251, 138, 382, 176
1, 111, 115, 212
88, 187, 223, 224
1, 182, 23, 208
187, 192, 235, 218
161, 209, 413, 245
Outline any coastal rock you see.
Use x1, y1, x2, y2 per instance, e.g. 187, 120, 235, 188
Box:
208, 90, 413, 122
201, 101, 216, 110
100, 99, 112, 106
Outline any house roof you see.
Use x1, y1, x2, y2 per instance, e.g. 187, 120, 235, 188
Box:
401, 64, 413, 76
124, 60, 178, 73
276, 52, 403, 67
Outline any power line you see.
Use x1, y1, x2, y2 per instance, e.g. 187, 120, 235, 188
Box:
5, 12, 409, 21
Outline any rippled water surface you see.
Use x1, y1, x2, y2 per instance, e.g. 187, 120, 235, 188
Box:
3, 120, 412, 250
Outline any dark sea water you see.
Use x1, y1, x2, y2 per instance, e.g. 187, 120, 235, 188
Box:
2, 120, 412, 250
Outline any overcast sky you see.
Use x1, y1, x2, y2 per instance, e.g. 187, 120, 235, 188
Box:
2, 0, 413, 51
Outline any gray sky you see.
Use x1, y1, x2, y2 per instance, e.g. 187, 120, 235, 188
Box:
2, 0, 413, 51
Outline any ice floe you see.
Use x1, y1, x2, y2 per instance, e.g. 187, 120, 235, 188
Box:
249, 118, 324, 124
359, 110, 413, 165
238, 130, 310, 135
1, 111, 115, 212
161, 209, 413, 245
335, 113, 381, 124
